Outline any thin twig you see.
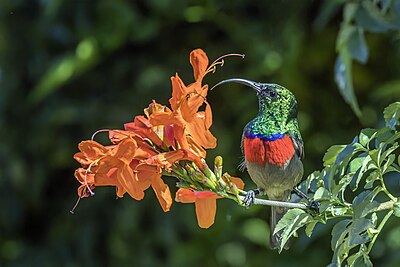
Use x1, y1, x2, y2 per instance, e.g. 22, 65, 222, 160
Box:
238, 196, 308, 209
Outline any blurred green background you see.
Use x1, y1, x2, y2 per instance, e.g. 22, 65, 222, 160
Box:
1, 1, 400, 266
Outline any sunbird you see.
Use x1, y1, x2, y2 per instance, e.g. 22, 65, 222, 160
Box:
213, 78, 304, 249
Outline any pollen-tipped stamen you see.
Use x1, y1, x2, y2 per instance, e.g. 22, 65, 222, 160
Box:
205, 53, 245, 76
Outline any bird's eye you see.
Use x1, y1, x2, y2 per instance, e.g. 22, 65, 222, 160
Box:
269, 91, 277, 98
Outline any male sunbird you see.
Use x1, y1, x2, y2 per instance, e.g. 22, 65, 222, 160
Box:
213, 78, 304, 249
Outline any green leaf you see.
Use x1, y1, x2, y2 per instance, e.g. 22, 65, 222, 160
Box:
323, 145, 346, 167
361, 201, 380, 217
330, 206, 349, 217
375, 127, 393, 147
334, 49, 362, 117
274, 208, 305, 234
275, 209, 312, 252
353, 252, 373, 267
349, 156, 366, 173
352, 187, 382, 218
364, 170, 379, 189
348, 27, 368, 63
350, 155, 376, 191
305, 221, 319, 237
359, 128, 376, 147
382, 154, 396, 173
336, 24, 357, 50
331, 219, 350, 251
383, 102, 400, 129
351, 218, 372, 235
393, 201, 400, 217
314, 187, 331, 200
354, 1, 394, 33
380, 143, 399, 166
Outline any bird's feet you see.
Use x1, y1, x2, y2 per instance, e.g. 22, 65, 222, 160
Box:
307, 200, 320, 212
243, 189, 263, 208
293, 187, 320, 212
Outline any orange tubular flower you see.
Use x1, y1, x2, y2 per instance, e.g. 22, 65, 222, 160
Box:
150, 49, 217, 153
175, 177, 245, 228
73, 49, 245, 218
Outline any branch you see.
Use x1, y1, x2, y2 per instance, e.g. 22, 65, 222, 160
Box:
238, 196, 308, 209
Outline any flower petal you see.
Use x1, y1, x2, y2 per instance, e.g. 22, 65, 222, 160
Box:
175, 188, 196, 203
74, 141, 109, 166
230, 177, 245, 190
187, 114, 217, 149
112, 138, 138, 164
150, 175, 172, 212
124, 116, 163, 147
195, 197, 216, 228
190, 49, 209, 82
117, 163, 145, 200
169, 74, 188, 111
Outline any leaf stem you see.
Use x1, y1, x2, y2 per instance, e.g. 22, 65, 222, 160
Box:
367, 210, 394, 254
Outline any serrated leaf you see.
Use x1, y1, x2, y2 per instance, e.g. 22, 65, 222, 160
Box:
347, 251, 363, 266
361, 201, 380, 217
369, 148, 381, 165
351, 218, 372, 235
331, 219, 350, 250
349, 156, 366, 173
382, 154, 396, 173
335, 137, 360, 164
279, 213, 311, 251
350, 155, 375, 191
348, 232, 370, 247
375, 127, 394, 146
359, 128, 376, 147
383, 102, 400, 129
380, 143, 399, 166
275, 209, 312, 252
323, 145, 346, 167
274, 208, 305, 235
353, 253, 373, 267
364, 169, 379, 189
352, 187, 382, 218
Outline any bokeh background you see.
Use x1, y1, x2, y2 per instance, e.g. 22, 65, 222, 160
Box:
1, 1, 400, 266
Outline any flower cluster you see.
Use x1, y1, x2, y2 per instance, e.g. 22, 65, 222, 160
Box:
73, 49, 244, 228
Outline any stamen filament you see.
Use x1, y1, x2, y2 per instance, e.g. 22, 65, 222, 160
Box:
205, 53, 245, 76
91, 129, 112, 141
70, 196, 82, 214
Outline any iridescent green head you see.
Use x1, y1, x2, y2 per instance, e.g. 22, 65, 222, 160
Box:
211, 78, 301, 139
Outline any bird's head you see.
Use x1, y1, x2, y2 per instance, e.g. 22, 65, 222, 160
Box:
211, 78, 298, 119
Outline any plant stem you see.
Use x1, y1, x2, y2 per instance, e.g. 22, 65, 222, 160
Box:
238, 196, 308, 209
378, 167, 397, 201
367, 210, 394, 254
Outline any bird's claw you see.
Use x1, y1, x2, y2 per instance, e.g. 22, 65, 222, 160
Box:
307, 200, 320, 211
244, 190, 256, 208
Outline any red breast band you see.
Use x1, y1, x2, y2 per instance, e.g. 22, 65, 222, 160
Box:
244, 135, 295, 167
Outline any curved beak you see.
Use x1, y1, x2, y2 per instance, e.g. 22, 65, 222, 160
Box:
210, 78, 262, 93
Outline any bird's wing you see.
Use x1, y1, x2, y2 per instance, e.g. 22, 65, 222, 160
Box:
238, 133, 247, 171
289, 133, 304, 160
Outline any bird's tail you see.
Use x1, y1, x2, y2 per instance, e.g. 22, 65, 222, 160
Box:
270, 206, 290, 250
